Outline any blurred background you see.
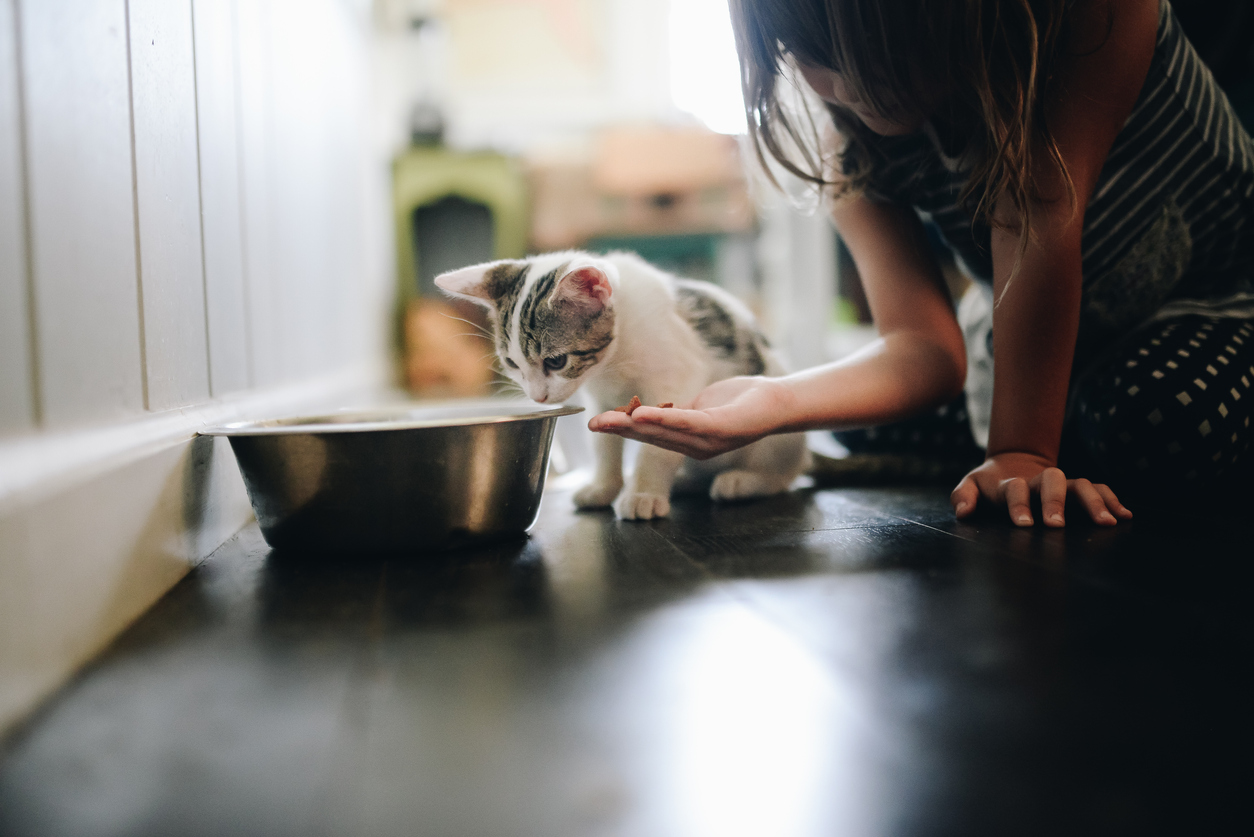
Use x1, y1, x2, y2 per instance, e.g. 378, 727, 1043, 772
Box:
383, 0, 864, 399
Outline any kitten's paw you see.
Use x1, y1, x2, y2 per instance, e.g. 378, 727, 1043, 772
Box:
574, 481, 622, 509
614, 491, 671, 520
710, 470, 793, 502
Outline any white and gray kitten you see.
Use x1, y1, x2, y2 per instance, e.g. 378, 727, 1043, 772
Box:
435, 250, 808, 520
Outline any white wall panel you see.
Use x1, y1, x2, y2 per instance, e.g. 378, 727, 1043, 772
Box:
269, 0, 331, 382
254, 0, 378, 385
0, 0, 35, 433
233, 0, 282, 387
193, 0, 250, 395
129, 0, 211, 411
330, 4, 381, 374
0, 0, 388, 736
20, 0, 143, 427
316, 2, 366, 373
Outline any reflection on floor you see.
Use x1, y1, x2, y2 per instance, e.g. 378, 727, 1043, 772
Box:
0, 483, 1247, 837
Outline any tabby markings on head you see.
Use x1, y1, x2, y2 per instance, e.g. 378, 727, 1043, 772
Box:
493, 260, 616, 378
482, 261, 529, 357
559, 308, 615, 379
518, 266, 563, 363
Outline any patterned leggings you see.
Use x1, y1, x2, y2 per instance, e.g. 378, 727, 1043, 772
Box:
835, 314, 1254, 498
1073, 314, 1253, 493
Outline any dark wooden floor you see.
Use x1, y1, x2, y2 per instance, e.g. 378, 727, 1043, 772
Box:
0, 481, 1248, 837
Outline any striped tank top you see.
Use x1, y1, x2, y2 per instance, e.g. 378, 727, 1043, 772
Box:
866, 0, 1254, 371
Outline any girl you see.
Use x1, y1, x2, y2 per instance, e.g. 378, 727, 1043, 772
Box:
589, 0, 1254, 526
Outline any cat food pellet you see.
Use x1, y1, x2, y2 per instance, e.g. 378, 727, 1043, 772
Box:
614, 396, 643, 415
612, 396, 674, 415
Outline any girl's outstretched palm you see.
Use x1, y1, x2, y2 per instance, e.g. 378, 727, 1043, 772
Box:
587, 376, 790, 460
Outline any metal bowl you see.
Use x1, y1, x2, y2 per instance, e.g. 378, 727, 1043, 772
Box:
201, 400, 583, 554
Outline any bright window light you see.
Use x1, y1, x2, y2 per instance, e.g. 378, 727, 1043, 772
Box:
669, 0, 745, 135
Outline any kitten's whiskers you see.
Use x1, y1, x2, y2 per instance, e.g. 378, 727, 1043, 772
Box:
440, 313, 493, 340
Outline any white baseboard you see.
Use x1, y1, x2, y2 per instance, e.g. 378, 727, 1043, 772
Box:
0, 364, 391, 735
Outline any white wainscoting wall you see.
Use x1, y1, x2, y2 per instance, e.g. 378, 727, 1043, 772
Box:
0, 0, 392, 734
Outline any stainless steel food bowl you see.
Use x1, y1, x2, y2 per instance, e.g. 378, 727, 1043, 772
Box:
201, 400, 583, 554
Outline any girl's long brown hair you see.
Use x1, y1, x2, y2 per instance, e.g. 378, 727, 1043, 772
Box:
731, 0, 1076, 256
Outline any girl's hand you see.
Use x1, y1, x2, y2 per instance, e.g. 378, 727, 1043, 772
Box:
950, 452, 1133, 527
587, 376, 791, 459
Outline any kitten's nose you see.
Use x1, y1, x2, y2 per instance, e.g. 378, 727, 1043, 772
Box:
535, 393, 549, 403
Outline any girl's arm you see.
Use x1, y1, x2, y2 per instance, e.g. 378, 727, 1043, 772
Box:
950, 0, 1157, 526
589, 194, 967, 453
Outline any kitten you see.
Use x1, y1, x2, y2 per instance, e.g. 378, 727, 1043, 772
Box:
435, 250, 809, 520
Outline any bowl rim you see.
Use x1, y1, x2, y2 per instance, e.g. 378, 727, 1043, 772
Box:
198, 401, 585, 436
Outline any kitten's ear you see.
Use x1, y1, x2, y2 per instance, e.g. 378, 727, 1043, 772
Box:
434, 260, 524, 307
553, 263, 614, 312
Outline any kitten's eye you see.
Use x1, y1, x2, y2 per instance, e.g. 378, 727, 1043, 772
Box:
503, 357, 518, 369
543, 354, 568, 372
